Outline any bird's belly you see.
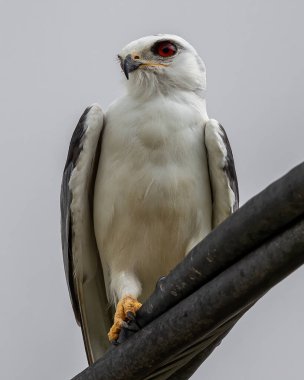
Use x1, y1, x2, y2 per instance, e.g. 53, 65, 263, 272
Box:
94, 104, 212, 301
94, 156, 212, 301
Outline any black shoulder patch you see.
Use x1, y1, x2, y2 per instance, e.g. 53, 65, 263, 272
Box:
218, 123, 239, 210
64, 106, 92, 170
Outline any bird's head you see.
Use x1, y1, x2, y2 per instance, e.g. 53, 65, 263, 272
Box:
118, 34, 206, 98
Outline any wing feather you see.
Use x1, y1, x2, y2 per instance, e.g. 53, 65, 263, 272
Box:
60, 104, 111, 364
205, 119, 239, 227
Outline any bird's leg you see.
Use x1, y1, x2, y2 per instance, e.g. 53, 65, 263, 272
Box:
108, 295, 142, 341
108, 271, 142, 342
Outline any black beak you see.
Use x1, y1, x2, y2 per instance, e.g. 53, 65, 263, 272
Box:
123, 54, 141, 79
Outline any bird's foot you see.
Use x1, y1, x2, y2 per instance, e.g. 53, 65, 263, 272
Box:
108, 296, 142, 342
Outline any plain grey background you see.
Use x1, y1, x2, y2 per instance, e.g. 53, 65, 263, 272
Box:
1, 0, 303, 379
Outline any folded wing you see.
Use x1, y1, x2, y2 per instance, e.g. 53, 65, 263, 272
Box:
205, 119, 239, 227
60, 104, 111, 364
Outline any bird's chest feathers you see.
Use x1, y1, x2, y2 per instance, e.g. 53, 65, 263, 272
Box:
107, 99, 203, 165
101, 99, 206, 217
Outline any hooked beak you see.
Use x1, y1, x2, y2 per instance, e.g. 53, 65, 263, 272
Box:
123, 54, 142, 79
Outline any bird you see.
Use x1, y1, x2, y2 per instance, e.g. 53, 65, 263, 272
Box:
60, 34, 239, 365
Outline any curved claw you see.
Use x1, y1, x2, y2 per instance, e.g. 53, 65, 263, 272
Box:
108, 296, 142, 342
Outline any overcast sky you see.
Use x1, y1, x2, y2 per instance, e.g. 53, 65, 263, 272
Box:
0, 1, 303, 379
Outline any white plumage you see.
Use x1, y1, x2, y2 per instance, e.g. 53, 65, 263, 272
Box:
61, 34, 239, 365
94, 88, 212, 304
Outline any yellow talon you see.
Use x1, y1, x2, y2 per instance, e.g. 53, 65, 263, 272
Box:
108, 296, 142, 341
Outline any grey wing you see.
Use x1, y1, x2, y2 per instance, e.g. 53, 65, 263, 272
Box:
60, 104, 112, 364
204, 119, 239, 228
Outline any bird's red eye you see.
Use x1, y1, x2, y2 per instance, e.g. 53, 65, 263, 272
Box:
154, 41, 177, 57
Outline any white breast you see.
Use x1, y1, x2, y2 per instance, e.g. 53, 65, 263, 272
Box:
93, 93, 212, 302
